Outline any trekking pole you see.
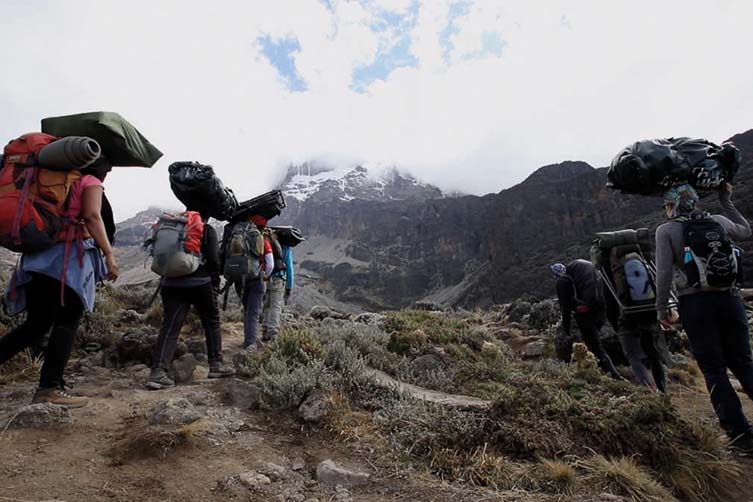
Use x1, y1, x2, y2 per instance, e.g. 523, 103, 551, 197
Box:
147, 279, 163, 308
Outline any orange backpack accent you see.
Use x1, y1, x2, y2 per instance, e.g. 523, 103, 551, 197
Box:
0, 133, 82, 253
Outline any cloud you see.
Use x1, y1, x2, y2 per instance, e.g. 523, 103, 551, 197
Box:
0, 0, 752, 221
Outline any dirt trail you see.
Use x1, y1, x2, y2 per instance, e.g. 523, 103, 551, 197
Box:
0, 330, 554, 502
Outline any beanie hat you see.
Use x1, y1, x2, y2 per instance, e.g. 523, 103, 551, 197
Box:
550, 263, 566, 278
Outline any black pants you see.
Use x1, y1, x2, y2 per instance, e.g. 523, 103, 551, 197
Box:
679, 291, 753, 438
619, 320, 667, 393
574, 311, 622, 379
152, 283, 223, 369
0, 274, 84, 389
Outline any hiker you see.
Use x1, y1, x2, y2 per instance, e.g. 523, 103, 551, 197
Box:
0, 157, 119, 408
241, 214, 274, 349
261, 229, 295, 342
147, 211, 234, 389
604, 265, 668, 393
551, 260, 623, 379
656, 183, 753, 450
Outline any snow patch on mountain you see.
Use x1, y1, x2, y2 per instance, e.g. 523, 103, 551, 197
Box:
281, 163, 444, 202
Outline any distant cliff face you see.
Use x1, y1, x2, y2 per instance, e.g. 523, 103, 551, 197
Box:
116, 131, 753, 310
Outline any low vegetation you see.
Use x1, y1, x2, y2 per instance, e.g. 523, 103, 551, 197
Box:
233, 308, 743, 501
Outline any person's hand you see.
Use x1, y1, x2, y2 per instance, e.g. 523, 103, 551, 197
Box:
659, 310, 679, 331
284, 288, 291, 305
722, 182, 733, 193
105, 253, 120, 281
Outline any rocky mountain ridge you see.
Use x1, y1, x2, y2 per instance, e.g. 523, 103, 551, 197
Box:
115, 129, 753, 310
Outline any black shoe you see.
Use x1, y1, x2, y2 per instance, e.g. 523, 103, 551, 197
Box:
208, 363, 235, 378
146, 368, 175, 390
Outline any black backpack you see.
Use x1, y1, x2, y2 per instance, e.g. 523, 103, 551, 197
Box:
682, 214, 739, 289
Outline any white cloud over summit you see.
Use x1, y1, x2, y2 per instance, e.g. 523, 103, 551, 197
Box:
1, 0, 752, 220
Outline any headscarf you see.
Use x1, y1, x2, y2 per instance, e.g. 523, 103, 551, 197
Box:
550, 263, 566, 278
663, 184, 698, 218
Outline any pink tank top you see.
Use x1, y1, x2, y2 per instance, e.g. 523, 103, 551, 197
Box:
65, 175, 103, 219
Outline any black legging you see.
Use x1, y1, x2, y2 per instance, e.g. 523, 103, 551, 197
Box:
574, 311, 623, 380
0, 273, 84, 389
152, 283, 223, 369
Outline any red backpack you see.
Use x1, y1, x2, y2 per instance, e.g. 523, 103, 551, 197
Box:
0, 133, 82, 253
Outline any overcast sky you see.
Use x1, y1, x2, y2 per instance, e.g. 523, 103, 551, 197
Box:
1, 0, 752, 220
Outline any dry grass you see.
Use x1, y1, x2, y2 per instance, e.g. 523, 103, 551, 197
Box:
579, 455, 677, 502
0, 349, 43, 385
107, 419, 205, 464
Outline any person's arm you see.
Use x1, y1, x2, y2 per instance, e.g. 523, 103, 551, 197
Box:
81, 185, 119, 281
203, 226, 221, 287
555, 278, 572, 335
717, 185, 751, 240
654, 224, 674, 321
264, 252, 274, 277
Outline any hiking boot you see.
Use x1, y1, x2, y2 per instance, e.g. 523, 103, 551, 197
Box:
146, 368, 175, 390
241, 342, 257, 351
31, 387, 88, 409
729, 433, 753, 457
208, 363, 235, 379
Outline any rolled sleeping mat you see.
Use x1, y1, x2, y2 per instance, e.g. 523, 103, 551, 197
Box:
595, 228, 652, 250
38, 136, 101, 171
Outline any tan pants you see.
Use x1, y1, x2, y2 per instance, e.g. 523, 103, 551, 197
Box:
261, 276, 285, 340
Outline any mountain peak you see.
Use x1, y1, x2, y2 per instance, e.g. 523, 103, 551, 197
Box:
280, 163, 444, 203
522, 161, 595, 185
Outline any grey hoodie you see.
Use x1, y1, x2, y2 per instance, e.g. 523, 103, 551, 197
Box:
655, 191, 751, 318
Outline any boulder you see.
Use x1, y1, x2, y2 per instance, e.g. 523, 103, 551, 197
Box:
9, 403, 73, 428
259, 462, 288, 482
150, 397, 202, 425
298, 392, 330, 423
226, 379, 261, 410
315, 460, 370, 487
308, 306, 349, 321
115, 328, 187, 366
170, 353, 197, 383
528, 299, 560, 329
410, 354, 446, 376
238, 471, 271, 490
506, 300, 532, 323
520, 340, 547, 358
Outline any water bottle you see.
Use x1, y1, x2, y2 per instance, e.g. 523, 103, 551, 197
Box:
683, 247, 693, 264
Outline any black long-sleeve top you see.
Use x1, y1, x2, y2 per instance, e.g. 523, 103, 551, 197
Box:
555, 259, 601, 334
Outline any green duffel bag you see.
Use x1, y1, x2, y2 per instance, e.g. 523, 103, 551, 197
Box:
41, 111, 163, 167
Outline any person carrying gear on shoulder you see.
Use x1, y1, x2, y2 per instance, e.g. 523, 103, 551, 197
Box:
261, 229, 295, 342
655, 182, 753, 454
145, 210, 234, 390
550, 259, 623, 380
0, 154, 119, 408
240, 214, 274, 350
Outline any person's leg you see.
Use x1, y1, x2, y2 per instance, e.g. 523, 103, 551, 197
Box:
679, 293, 751, 438
718, 293, 753, 402
575, 313, 622, 379
151, 287, 191, 370
0, 276, 55, 366
619, 325, 655, 388
37, 282, 84, 389
190, 283, 222, 363
243, 279, 265, 348
641, 324, 667, 393
262, 277, 285, 341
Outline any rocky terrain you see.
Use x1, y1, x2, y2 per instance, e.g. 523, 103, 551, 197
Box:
2, 283, 753, 501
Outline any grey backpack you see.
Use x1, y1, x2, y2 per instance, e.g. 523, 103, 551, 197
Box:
145, 211, 204, 278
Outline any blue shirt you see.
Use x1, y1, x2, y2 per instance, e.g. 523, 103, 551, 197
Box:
272, 246, 295, 290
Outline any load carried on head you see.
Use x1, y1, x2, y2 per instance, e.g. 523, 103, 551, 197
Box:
608, 137, 741, 195
230, 189, 286, 223
169, 161, 238, 221
269, 225, 305, 247
41, 111, 163, 168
